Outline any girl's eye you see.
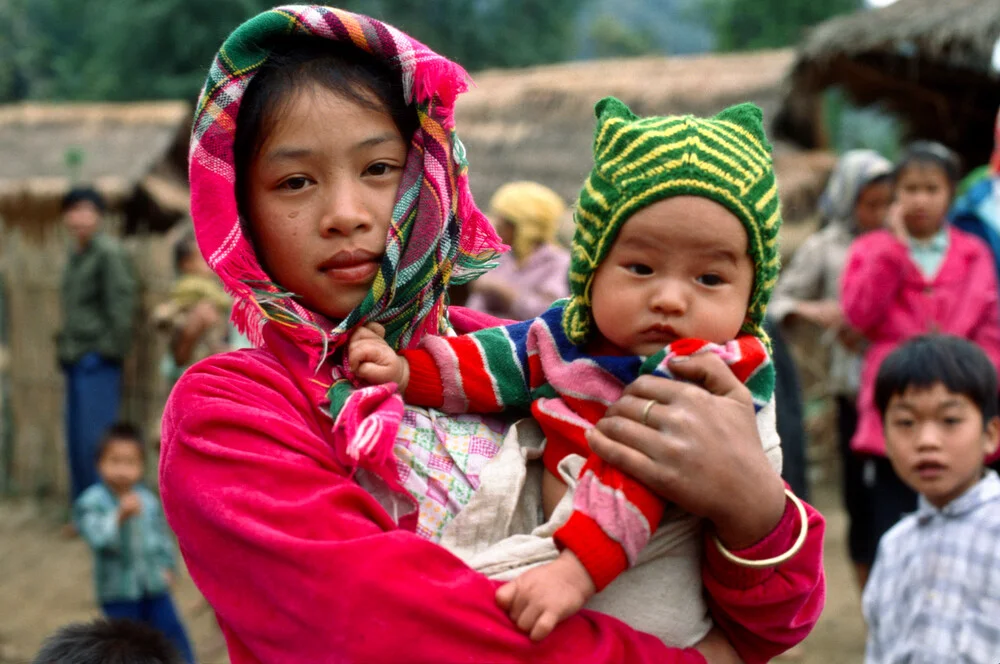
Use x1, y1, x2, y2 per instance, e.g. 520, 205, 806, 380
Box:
626, 263, 653, 276
280, 176, 310, 191
943, 417, 962, 426
697, 274, 724, 287
365, 162, 393, 177
892, 419, 914, 429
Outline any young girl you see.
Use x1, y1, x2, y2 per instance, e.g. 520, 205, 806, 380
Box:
841, 141, 1000, 565
159, 6, 825, 663
770, 149, 893, 587
350, 98, 786, 643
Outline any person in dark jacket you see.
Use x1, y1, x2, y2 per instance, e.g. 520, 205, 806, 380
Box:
58, 187, 137, 504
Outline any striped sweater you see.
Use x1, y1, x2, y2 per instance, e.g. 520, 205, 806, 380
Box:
402, 302, 775, 591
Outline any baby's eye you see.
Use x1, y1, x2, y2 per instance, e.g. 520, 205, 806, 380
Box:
891, 419, 914, 429
365, 162, 394, 177
625, 263, 653, 276
697, 274, 725, 286
279, 176, 311, 191
942, 417, 963, 427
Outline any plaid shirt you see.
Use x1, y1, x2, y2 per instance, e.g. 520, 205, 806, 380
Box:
863, 470, 1000, 663
74, 483, 177, 603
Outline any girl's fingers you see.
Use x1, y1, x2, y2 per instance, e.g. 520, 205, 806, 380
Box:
591, 411, 681, 463
586, 426, 672, 492
667, 353, 751, 402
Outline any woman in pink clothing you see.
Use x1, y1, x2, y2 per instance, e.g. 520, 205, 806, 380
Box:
466, 181, 571, 320
841, 141, 1000, 580
159, 6, 825, 663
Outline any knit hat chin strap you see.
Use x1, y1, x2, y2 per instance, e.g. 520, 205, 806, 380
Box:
563, 97, 782, 348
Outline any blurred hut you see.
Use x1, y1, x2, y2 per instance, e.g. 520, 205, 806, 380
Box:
775, 0, 1000, 170
457, 49, 837, 236
0, 101, 190, 497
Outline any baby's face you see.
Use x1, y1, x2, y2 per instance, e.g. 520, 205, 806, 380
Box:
589, 196, 753, 356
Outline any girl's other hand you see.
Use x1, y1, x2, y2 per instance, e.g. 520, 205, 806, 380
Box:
794, 300, 842, 329
694, 626, 746, 664
586, 353, 786, 550
348, 323, 409, 389
885, 201, 908, 243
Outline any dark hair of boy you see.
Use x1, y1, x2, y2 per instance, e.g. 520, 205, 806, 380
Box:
875, 334, 998, 423
32, 618, 182, 664
96, 422, 146, 463
894, 141, 962, 189
61, 186, 107, 213
172, 231, 198, 275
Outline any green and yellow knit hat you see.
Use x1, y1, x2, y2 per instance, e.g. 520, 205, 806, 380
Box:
563, 97, 782, 346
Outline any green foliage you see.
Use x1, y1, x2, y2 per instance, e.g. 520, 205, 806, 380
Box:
589, 15, 658, 58
705, 0, 861, 52
1, 0, 588, 103
823, 87, 903, 160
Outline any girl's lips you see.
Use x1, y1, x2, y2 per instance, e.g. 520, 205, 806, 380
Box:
321, 260, 379, 284
915, 461, 946, 480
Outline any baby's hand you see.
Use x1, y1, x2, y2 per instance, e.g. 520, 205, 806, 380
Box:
495, 550, 596, 641
348, 322, 409, 390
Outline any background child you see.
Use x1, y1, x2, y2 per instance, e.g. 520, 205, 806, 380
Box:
770, 150, 893, 585
73, 424, 194, 664
352, 97, 786, 643
862, 335, 1000, 663
840, 141, 1000, 574
33, 618, 183, 664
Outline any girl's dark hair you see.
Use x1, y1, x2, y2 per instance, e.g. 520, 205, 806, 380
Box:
233, 38, 419, 225
875, 335, 998, 425
894, 141, 962, 188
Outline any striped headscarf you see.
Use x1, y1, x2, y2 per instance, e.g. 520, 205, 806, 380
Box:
189, 5, 505, 377
818, 149, 893, 234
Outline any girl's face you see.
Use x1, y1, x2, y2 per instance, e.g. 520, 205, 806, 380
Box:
854, 179, 893, 233
895, 163, 952, 239
589, 196, 754, 356
246, 84, 408, 320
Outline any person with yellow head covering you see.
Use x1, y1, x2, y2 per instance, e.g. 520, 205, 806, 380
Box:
466, 181, 571, 319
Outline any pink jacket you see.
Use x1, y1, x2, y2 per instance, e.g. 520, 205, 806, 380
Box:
841, 227, 1000, 456
160, 320, 826, 664
466, 243, 571, 320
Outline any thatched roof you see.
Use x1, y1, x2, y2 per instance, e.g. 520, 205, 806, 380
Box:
458, 49, 834, 223
0, 101, 191, 232
776, 0, 1000, 168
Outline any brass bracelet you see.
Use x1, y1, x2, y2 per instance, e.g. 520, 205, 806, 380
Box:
712, 489, 809, 568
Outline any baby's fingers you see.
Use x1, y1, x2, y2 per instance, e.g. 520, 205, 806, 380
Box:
516, 601, 544, 637
495, 582, 516, 611
529, 611, 558, 642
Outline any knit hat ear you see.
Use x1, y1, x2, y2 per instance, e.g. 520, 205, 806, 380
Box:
563, 96, 782, 348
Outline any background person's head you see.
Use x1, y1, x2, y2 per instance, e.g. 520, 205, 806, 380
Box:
818, 149, 893, 234
33, 618, 182, 664
233, 38, 418, 321
172, 230, 212, 278
61, 187, 106, 248
96, 423, 146, 495
488, 182, 566, 262
893, 141, 961, 240
875, 335, 999, 508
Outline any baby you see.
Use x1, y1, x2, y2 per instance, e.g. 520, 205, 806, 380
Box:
351, 97, 782, 642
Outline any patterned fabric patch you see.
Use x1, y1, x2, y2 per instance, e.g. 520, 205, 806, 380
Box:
395, 407, 507, 542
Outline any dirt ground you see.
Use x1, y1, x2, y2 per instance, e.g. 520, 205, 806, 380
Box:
0, 480, 864, 664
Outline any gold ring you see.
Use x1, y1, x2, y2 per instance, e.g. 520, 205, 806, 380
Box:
641, 399, 656, 427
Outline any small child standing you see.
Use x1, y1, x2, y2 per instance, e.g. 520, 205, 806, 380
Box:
862, 335, 1000, 663
351, 97, 793, 644
73, 424, 195, 664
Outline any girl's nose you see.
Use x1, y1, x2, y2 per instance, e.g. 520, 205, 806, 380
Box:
915, 424, 943, 452
320, 182, 372, 236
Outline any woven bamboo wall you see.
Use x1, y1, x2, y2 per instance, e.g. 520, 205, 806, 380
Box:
0, 218, 176, 498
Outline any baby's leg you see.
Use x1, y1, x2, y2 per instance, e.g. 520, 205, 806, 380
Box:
541, 468, 567, 522
694, 626, 745, 664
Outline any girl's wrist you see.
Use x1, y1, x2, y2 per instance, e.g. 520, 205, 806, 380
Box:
712, 474, 786, 550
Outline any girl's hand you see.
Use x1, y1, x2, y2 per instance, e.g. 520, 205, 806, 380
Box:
794, 300, 842, 329
586, 353, 786, 550
885, 201, 908, 243
348, 323, 409, 390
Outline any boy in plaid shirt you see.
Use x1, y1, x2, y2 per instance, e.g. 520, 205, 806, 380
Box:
863, 335, 1000, 663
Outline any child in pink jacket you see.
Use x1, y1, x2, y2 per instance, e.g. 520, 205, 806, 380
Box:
841, 141, 1000, 577
158, 6, 826, 663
